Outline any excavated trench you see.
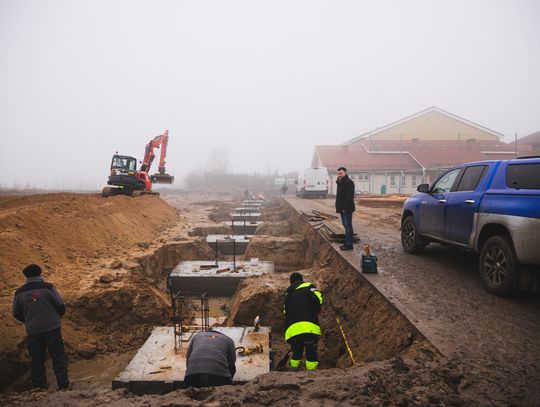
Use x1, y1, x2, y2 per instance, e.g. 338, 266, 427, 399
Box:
120, 198, 435, 377
4, 198, 434, 393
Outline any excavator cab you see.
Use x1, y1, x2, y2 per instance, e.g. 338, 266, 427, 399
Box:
110, 155, 138, 173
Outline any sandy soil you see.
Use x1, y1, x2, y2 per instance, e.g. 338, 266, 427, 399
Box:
1, 192, 539, 406
0, 193, 180, 390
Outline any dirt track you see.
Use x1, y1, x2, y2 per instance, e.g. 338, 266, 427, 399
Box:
1, 192, 539, 406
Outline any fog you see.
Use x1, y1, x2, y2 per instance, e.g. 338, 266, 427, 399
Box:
1, 0, 539, 190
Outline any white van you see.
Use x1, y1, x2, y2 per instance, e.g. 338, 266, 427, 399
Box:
296, 167, 329, 198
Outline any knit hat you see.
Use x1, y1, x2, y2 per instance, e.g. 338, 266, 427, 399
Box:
290, 272, 303, 284
23, 264, 42, 278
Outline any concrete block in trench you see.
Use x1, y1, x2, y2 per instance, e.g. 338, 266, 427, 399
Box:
231, 212, 261, 221
226, 220, 263, 235
206, 234, 251, 255
169, 260, 274, 296
112, 326, 271, 395
241, 202, 262, 208
234, 207, 261, 214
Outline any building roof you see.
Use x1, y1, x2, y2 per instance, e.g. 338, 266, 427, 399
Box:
518, 131, 540, 146
313, 145, 421, 172
343, 106, 505, 145
313, 139, 524, 173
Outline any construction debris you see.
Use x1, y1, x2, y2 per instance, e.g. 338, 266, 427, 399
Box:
301, 210, 338, 222
314, 222, 360, 243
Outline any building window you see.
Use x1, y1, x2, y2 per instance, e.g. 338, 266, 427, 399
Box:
401, 175, 406, 187
412, 175, 418, 186
354, 174, 369, 182
390, 175, 396, 186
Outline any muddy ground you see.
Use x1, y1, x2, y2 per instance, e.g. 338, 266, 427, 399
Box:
0, 192, 538, 406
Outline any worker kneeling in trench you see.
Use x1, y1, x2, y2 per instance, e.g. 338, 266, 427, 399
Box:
184, 329, 236, 388
283, 272, 323, 371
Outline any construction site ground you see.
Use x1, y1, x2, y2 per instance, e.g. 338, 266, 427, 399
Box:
0, 192, 538, 406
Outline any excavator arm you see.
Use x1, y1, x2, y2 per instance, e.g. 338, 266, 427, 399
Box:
140, 130, 175, 184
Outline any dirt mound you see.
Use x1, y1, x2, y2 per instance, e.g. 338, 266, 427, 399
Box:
0, 193, 178, 284
255, 221, 294, 236
136, 240, 216, 284
357, 194, 408, 208
244, 235, 310, 272
67, 274, 171, 354
0, 193, 179, 390
208, 202, 236, 222
188, 225, 231, 237
228, 274, 289, 333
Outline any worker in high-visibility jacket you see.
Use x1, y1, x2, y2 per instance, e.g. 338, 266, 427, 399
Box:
283, 272, 323, 371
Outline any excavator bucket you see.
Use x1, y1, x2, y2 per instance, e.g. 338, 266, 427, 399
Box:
151, 173, 175, 184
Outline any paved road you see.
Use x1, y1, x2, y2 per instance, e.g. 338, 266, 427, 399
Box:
285, 196, 540, 402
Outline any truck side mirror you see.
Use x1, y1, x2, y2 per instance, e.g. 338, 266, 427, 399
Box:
417, 183, 429, 193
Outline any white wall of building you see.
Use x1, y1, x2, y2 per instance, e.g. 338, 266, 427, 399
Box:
328, 171, 426, 195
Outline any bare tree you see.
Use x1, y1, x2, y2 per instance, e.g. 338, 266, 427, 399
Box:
206, 146, 230, 174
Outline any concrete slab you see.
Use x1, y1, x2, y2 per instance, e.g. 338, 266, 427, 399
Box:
243, 199, 264, 204
234, 207, 261, 213
206, 235, 251, 255
112, 326, 271, 394
231, 212, 261, 221
226, 221, 263, 235
169, 260, 274, 296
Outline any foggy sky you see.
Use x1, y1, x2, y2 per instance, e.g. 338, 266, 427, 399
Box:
1, 0, 539, 190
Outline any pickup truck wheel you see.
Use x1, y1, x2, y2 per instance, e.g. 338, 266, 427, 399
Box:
401, 216, 426, 254
479, 236, 517, 297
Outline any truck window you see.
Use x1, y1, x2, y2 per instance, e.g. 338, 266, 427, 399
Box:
431, 168, 461, 193
456, 165, 488, 192
506, 163, 540, 189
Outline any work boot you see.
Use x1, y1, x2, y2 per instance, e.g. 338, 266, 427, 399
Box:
289, 359, 301, 369
58, 382, 72, 391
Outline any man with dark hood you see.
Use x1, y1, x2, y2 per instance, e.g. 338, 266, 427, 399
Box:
283, 272, 323, 371
12, 264, 70, 390
335, 166, 356, 250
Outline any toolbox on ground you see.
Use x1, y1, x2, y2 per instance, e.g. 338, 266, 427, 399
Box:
361, 245, 378, 273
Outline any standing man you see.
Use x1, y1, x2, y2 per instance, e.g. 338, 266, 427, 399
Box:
184, 329, 236, 388
12, 264, 70, 390
283, 272, 323, 371
335, 166, 356, 250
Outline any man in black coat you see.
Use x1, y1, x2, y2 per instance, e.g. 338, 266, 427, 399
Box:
12, 264, 70, 390
335, 166, 356, 250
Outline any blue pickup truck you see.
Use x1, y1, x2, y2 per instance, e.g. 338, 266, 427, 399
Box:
401, 157, 540, 296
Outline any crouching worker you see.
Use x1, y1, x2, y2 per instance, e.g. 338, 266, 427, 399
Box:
184, 329, 236, 388
283, 272, 323, 371
12, 264, 70, 390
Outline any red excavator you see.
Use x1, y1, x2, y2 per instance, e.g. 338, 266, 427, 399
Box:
101, 130, 175, 197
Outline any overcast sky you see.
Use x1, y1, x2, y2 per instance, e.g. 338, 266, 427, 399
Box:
1, 0, 539, 189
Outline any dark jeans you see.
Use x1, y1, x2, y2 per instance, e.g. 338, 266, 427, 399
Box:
184, 373, 232, 388
340, 212, 354, 248
288, 333, 319, 362
27, 327, 69, 389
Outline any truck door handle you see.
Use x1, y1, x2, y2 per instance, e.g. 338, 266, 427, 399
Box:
465, 200, 475, 204
438, 199, 446, 203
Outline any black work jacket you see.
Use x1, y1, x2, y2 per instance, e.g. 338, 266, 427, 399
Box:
283, 282, 322, 330
335, 175, 356, 213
